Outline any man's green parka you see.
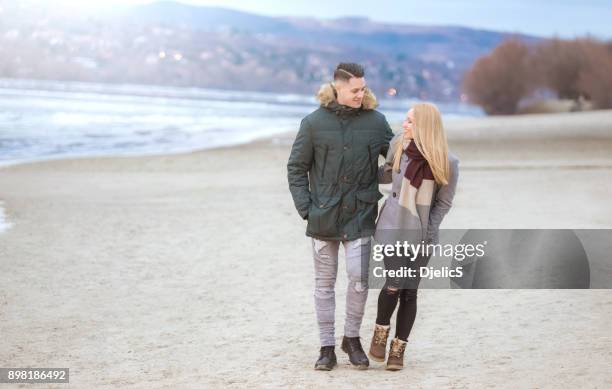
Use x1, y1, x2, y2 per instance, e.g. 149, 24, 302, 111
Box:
287, 83, 394, 241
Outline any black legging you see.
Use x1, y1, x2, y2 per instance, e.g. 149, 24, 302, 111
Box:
375, 250, 428, 341
376, 287, 417, 341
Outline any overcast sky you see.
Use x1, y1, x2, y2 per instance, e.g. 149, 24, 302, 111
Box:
50, 0, 612, 39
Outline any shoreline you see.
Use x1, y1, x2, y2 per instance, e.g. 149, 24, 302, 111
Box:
2, 109, 611, 172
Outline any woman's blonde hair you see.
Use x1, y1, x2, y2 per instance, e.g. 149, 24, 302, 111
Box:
392, 102, 450, 185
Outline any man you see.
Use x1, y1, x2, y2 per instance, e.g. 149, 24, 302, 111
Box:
287, 62, 394, 370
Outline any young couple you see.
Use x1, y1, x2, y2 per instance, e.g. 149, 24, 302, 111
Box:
287, 62, 459, 371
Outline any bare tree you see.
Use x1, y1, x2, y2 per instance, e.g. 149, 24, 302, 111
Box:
533, 39, 582, 100
577, 42, 612, 109
463, 39, 534, 115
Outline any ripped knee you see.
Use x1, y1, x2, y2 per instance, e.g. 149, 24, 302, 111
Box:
315, 277, 336, 290
314, 278, 336, 299
383, 285, 400, 295
314, 288, 335, 299
313, 239, 331, 257
352, 280, 368, 293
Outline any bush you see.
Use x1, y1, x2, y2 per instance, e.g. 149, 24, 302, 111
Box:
532, 38, 586, 100
577, 42, 612, 109
464, 37, 612, 114
463, 39, 534, 115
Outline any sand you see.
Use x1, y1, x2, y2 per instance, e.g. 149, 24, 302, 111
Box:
1, 110, 611, 388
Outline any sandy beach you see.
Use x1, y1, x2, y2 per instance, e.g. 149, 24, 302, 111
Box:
1, 110, 612, 388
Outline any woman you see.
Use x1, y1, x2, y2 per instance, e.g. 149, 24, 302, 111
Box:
368, 102, 459, 370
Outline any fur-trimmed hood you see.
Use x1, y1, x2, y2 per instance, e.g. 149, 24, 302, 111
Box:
316, 82, 378, 110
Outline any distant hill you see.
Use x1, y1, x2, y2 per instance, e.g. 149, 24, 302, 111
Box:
0, 0, 541, 101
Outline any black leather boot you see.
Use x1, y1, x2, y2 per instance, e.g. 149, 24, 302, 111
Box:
341, 336, 369, 369
314, 346, 337, 370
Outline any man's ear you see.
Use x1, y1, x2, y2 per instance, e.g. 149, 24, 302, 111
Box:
333, 79, 348, 89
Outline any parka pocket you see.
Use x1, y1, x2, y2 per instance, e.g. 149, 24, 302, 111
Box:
315, 144, 333, 181
357, 141, 384, 184
322, 145, 329, 179
355, 189, 383, 202
367, 145, 376, 177
355, 190, 383, 233
307, 195, 342, 237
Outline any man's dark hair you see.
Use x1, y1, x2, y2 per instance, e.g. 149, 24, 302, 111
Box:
333, 63, 365, 81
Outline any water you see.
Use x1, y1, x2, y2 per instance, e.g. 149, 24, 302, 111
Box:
0, 79, 483, 166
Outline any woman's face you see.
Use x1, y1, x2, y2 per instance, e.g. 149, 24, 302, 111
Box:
402, 109, 415, 139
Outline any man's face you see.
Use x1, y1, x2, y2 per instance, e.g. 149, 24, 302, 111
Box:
335, 77, 366, 108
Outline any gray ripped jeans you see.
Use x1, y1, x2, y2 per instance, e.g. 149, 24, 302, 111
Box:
312, 237, 370, 347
